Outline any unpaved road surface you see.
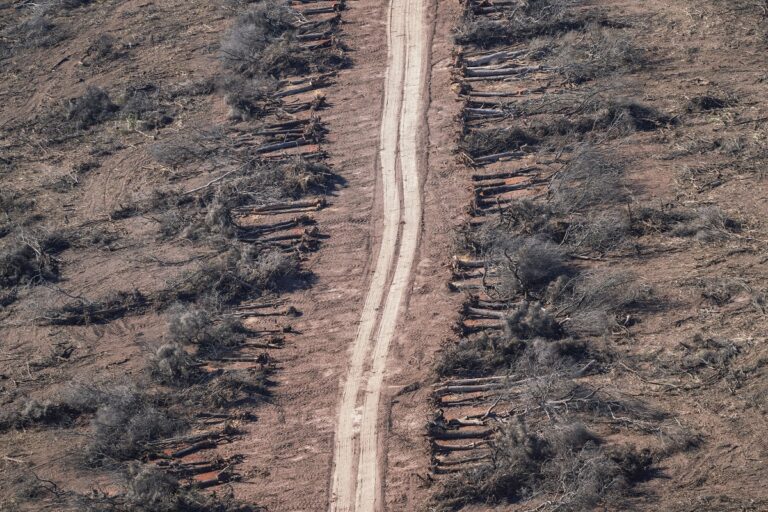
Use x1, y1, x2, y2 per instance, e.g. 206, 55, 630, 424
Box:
329, 0, 430, 508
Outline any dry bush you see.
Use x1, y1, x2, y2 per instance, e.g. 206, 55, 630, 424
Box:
150, 128, 225, 169
5, 15, 66, 50
220, 1, 302, 78
67, 86, 119, 130
166, 304, 248, 356
504, 301, 563, 340
168, 246, 300, 307
221, 75, 279, 120
434, 419, 652, 511
205, 369, 270, 408
550, 146, 627, 214
462, 127, 538, 158
119, 85, 174, 130
494, 237, 570, 296
85, 385, 185, 466
0, 232, 69, 289
685, 93, 736, 113
563, 210, 630, 254
455, 0, 581, 47
148, 343, 203, 386
89, 33, 119, 60
117, 463, 258, 512
671, 206, 740, 242
554, 26, 647, 84
40, 289, 147, 326
552, 270, 649, 336
436, 334, 525, 377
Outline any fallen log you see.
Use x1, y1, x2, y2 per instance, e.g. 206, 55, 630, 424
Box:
242, 198, 325, 213
434, 383, 506, 397
448, 281, 485, 292
475, 180, 539, 197
299, 4, 341, 15
434, 454, 491, 467
172, 440, 218, 458
194, 471, 231, 489
275, 79, 331, 98
464, 65, 547, 78
432, 440, 490, 452
254, 139, 312, 154
436, 375, 520, 387
465, 306, 506, 319
465, 49, 526, 67
471, 150, 527, 165
431, 428, 493, 440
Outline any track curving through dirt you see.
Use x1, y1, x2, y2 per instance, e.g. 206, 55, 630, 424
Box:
328, 0, 429, 509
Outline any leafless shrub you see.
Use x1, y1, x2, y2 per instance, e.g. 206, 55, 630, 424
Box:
455, 0, 581, 47
563, 210, 630, 254
524, 337, 589, 368
119, 463, 258, 512
221, 75, 279, 120
685, 94, 735, 112
462, 127, 538, 158
554, 27, 647, 84
434, 418, 652, 510
206, 369, 270, 408
148, 343, 203, 386
168, 246, 300, 307
85, 385, 185, 466
505, 301, 563, 339
90, 34, 119, 60
679, 334, 739, 372
671, 206, 740, 242
67, 86, 118, 130
40, 289, 147, 326
150, 128, 226, 169
550, 146, 627, 214
220, 1, 302, 78
495, 237, 570, 295
0, 232, 69, 289
119, 85, 174, 130
435, 334, 524, 377
553, 270, 650, 336
166, 304, 247, 356
7, 15, 65, 49
627, 205, 691, 236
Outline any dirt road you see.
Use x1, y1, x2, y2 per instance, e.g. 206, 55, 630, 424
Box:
328, 0, 430, 508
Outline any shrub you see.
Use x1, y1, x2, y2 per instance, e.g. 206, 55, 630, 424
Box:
554, 270, 648, 336
454, 0, 581, 46
121, 463, 258, 512
90, 34, 118, 60
166, 304, 247, 356
550, 146, 626, 213
0, 232, 69, 288
495, 237, 570, 295
462, 127, 538, 158
434, 419, 651, 510
554, 27, 647, 84
67, 86, 118, 129
222, 76, 279, 120
40, 289, 147, 326
220, 1, 302, 78
435, 334, 524, 377
148, 343, 202, 386
205, 369, 270, 408
563, 210, 630, 253
85, 385, 185, 465
671, 206, 739, 242
504, 301, 563, 340
169, 246, 300, 306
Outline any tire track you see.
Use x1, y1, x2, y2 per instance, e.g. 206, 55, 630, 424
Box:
329, 0, 428, 508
